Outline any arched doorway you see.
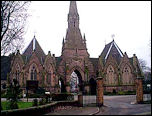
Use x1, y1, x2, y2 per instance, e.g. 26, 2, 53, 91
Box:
70, 69, 84, 93
89, 78, 97, 95
59, 78, 66, 93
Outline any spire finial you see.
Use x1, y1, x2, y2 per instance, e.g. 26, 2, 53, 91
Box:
111, 34, 115, 41
34, 30, 37, 38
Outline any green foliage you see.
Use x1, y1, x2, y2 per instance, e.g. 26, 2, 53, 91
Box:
117, 91, 125, 95
65, 64, 69, 71
1, 101, 33, 110
32, 99, 38, 106
1, 90, 7, 98
65, 82, 71, 86
5, 79, 22, 110
6, 101, 18, 110
104, 91, 136, 95
39, 98, 46, 105
6, 79, 22, 102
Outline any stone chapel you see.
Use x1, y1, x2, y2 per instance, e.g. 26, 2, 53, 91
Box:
8, 1, 143, 94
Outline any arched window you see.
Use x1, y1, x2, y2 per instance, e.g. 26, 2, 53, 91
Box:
122, 65, 132, 84
106, 65, 117, 85
31, 65, 37, 80
47, 72, 51, 84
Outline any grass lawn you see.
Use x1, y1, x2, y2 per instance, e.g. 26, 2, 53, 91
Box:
1, 101, 33, 110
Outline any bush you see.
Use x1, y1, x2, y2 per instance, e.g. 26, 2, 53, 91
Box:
32, 99, 38, 106
1, 92, 7, 98
6, 101, 18, 110
118, 91, 125, 95
39, 98, 46, 105
51, 93, 74, 101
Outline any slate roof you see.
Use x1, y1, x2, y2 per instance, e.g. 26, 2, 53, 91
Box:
100, 40, 124, 64
1, 56, 11, 80
22, 36, 46, 64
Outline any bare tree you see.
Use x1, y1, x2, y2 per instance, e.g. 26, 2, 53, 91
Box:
139, 59, 148, 72
1, 1, 30, 55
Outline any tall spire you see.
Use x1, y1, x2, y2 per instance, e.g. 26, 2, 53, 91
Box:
69, 1, 78, 15
63, 1, 87, 50
68, 1, 79, 28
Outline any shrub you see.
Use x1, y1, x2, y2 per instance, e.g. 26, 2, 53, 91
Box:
32, 99, 38, 106
118, 91, 125, 95
39, 98, 46, 105
1, 92, 7, 98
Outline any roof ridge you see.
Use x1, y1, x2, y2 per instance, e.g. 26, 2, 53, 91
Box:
113, 41, 123, 57
105, 41, 113, 60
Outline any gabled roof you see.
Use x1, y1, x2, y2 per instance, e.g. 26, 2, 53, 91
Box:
100, 40, 123, 64
22, 36, 46, 64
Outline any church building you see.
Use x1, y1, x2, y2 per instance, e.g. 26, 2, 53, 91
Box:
8, 1, 143, 94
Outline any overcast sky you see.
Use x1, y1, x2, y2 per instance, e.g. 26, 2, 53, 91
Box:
23, 1, 151, 68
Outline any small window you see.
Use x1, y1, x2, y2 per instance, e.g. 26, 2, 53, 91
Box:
30, 65, 37, 80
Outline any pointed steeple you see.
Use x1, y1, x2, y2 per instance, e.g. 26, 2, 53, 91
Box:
68, 1, 79, 28
63, 1, 86, 50
69, 1, 78, 15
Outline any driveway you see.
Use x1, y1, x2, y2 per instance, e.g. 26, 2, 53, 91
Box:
96, 95, 151, 115
45, 95, 151, 115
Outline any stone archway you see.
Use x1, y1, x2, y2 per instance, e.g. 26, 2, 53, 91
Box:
70, 69, 84, 93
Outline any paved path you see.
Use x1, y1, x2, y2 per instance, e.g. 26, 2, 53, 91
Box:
97, 95, 151, 115
45, 95, 151, 115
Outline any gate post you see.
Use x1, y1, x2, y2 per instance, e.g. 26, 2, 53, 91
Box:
78, 93, 83, 107
96, 77, 104, 107
136, 77, 144, 103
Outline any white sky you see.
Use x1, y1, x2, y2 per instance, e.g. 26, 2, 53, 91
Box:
23, 1, 151, 68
